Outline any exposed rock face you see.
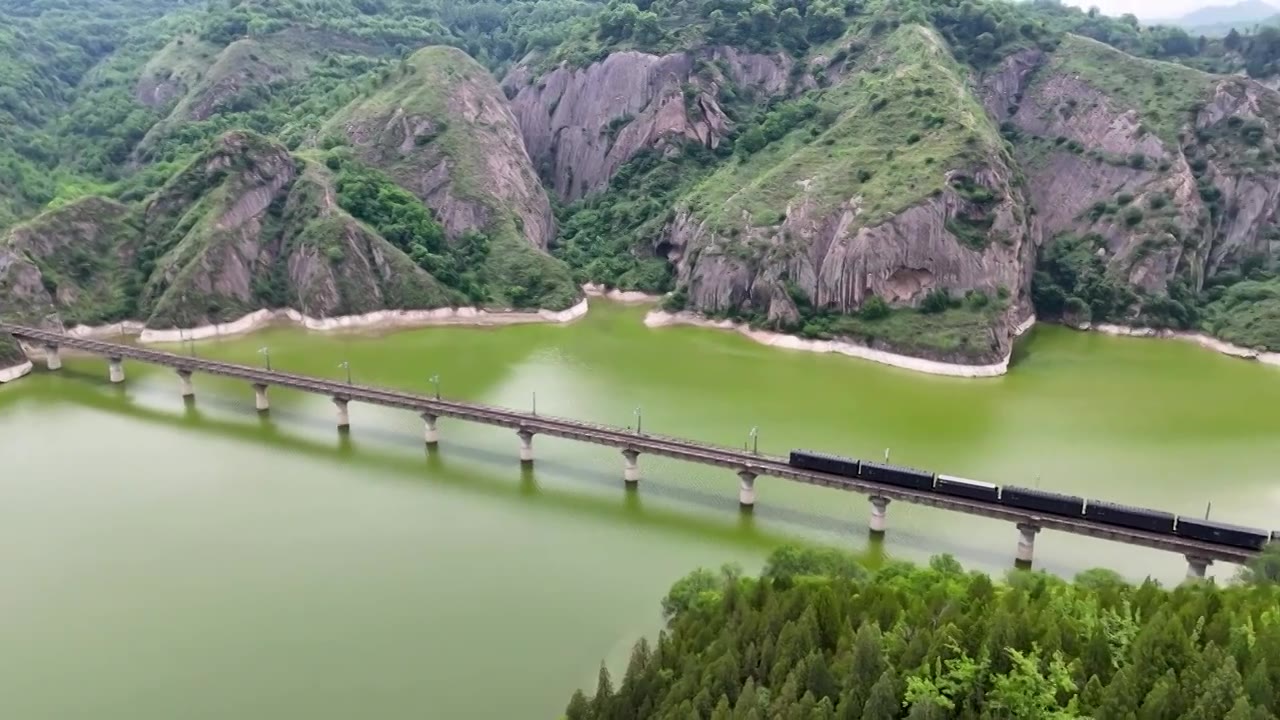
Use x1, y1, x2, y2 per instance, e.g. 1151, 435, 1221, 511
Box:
0, 197, 136, 328
653, 26, 1035, 364
989, 35, 1280, 305
330, 46, 558, 250
502, 47, 793, 200
325, 45, 579, 310
666, 166, 1035, 363
0, 131, 455, 331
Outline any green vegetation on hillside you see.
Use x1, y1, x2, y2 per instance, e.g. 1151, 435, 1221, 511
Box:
684, 24, 1002, 235
1046, 34, 1211, 146
334, 159, 489, 303
565, 545, 1280, 720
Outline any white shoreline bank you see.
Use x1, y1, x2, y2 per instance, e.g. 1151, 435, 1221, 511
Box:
59, 299, 590, 345
581, 283, 662, 304
1086, 323, 1280, 367
0, 360, 33, 384
644, 310, 1037, 378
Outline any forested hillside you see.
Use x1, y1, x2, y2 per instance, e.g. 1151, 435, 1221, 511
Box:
4, 0, 1280, 362
564, 546, 1280, 720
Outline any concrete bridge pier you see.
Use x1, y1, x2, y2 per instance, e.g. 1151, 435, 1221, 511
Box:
177, 369, 194, 398
738, 470, 757, 509
517, 430, 534, 465
333, 397, 350, 429
622, 449, 641, 484
43, 344, 61, 371
868, 496, 890, 535
421, 413, 439, 446
253, 383, 270, 412
1186, 555, 1212, 580
108, 357, 125, 384
1016, 523, 1041, 565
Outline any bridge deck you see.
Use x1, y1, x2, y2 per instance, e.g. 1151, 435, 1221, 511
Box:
1, 322, 1258, 564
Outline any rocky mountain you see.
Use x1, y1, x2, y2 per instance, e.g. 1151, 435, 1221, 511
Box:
323, 46, 578, 310
3, 0, 1280, 372
0, 131, 459, 332
1165, 0, 1280, 32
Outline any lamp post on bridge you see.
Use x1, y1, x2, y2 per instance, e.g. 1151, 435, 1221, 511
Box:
532, 391, 537, 416
339, 360, 351, 385
430, 374, 440, 400
634, 406, 642, 434
258, 346, 271, 371
749, 426, 759, 455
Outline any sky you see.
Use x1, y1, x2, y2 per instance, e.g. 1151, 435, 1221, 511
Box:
1062, 0, 1272, 20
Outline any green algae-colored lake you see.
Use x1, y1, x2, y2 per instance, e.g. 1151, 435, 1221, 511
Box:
2, 300, 1278, 718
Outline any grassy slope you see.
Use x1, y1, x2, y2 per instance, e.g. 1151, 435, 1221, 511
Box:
324, 46, 578, 310
1047, 34, 1213, 146
6, 197, 140, 325
282, 160, 458, 314
683, 24, 1002, 236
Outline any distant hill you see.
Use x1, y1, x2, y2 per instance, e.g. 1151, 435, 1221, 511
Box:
1161, 0, 1280, 35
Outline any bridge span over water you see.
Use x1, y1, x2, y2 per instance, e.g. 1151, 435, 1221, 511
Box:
2, 322, 1258, 575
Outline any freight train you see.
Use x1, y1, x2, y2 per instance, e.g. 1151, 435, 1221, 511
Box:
788, 449, 1275, 551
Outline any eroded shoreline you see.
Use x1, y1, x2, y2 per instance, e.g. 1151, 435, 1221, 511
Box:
5, 296, 1280, 383
643, 310, 1037, 378
1085, 323, 1280, 367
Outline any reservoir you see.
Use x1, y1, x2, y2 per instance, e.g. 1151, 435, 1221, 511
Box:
2, 300, 1278, 718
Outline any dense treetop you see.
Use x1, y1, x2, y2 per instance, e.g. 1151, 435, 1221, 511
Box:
566, 545, 1280, 720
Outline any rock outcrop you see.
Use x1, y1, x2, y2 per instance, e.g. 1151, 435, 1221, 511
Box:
991, 35, 1280, 307
502, 47, 794, 201
0, 131, 457, 332
325, 45, 578, 309
656, 26, 1035, 364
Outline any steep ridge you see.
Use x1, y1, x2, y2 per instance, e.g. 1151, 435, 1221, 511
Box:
989, 35, 1280, 328
657, 25, 1035, 364
502, 47, 796, 201
324, 46, 579, 310
0, 131, 458, 332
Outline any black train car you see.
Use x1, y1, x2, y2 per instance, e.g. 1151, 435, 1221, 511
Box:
1175, 517, 1271, 551
1084, 499, 1176, 534
857, 460, 935, 491
1000, 486, 1085, 517
789, 450, 859, 479
934, 474, 1000, 503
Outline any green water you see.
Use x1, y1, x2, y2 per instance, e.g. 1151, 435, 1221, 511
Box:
2, 301, 1279, 718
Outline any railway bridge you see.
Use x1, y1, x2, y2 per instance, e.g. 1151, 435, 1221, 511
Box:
2, 322, 1260, 576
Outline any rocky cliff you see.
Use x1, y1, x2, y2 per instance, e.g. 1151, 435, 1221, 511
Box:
502, 47, 795, 201
0, 131, 459, 331
325, 46, 578, 310
991, 35, 1280, 321
666, 26, 1036, 363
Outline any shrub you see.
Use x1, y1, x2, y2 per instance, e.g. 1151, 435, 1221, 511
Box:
1126, 153, 1147, 169
964, 289, 990, 310
860, 295, 889, 320
1123, 207, 1144, 227
919, 288, 953, 314
1147, 193, 1168, 210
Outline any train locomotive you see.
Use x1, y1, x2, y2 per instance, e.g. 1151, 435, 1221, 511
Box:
787, 449, 1271, 551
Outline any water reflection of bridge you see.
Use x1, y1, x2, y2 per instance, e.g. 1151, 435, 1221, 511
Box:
3, 322, 1257, 573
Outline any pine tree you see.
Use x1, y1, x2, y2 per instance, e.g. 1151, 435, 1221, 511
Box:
711, 695, 733, 720
1079, 674, 1104, 714
861, 669, 900, 720
1226, 698, 1255, 720
566, 690, 591, 720
1136, 670, 1182, 720
590, 664, 614, 720
1185, 656, 1246, 720
1248, 659, 1276, 713
1094, 666, 1139, 720
734, 678, 761, 720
